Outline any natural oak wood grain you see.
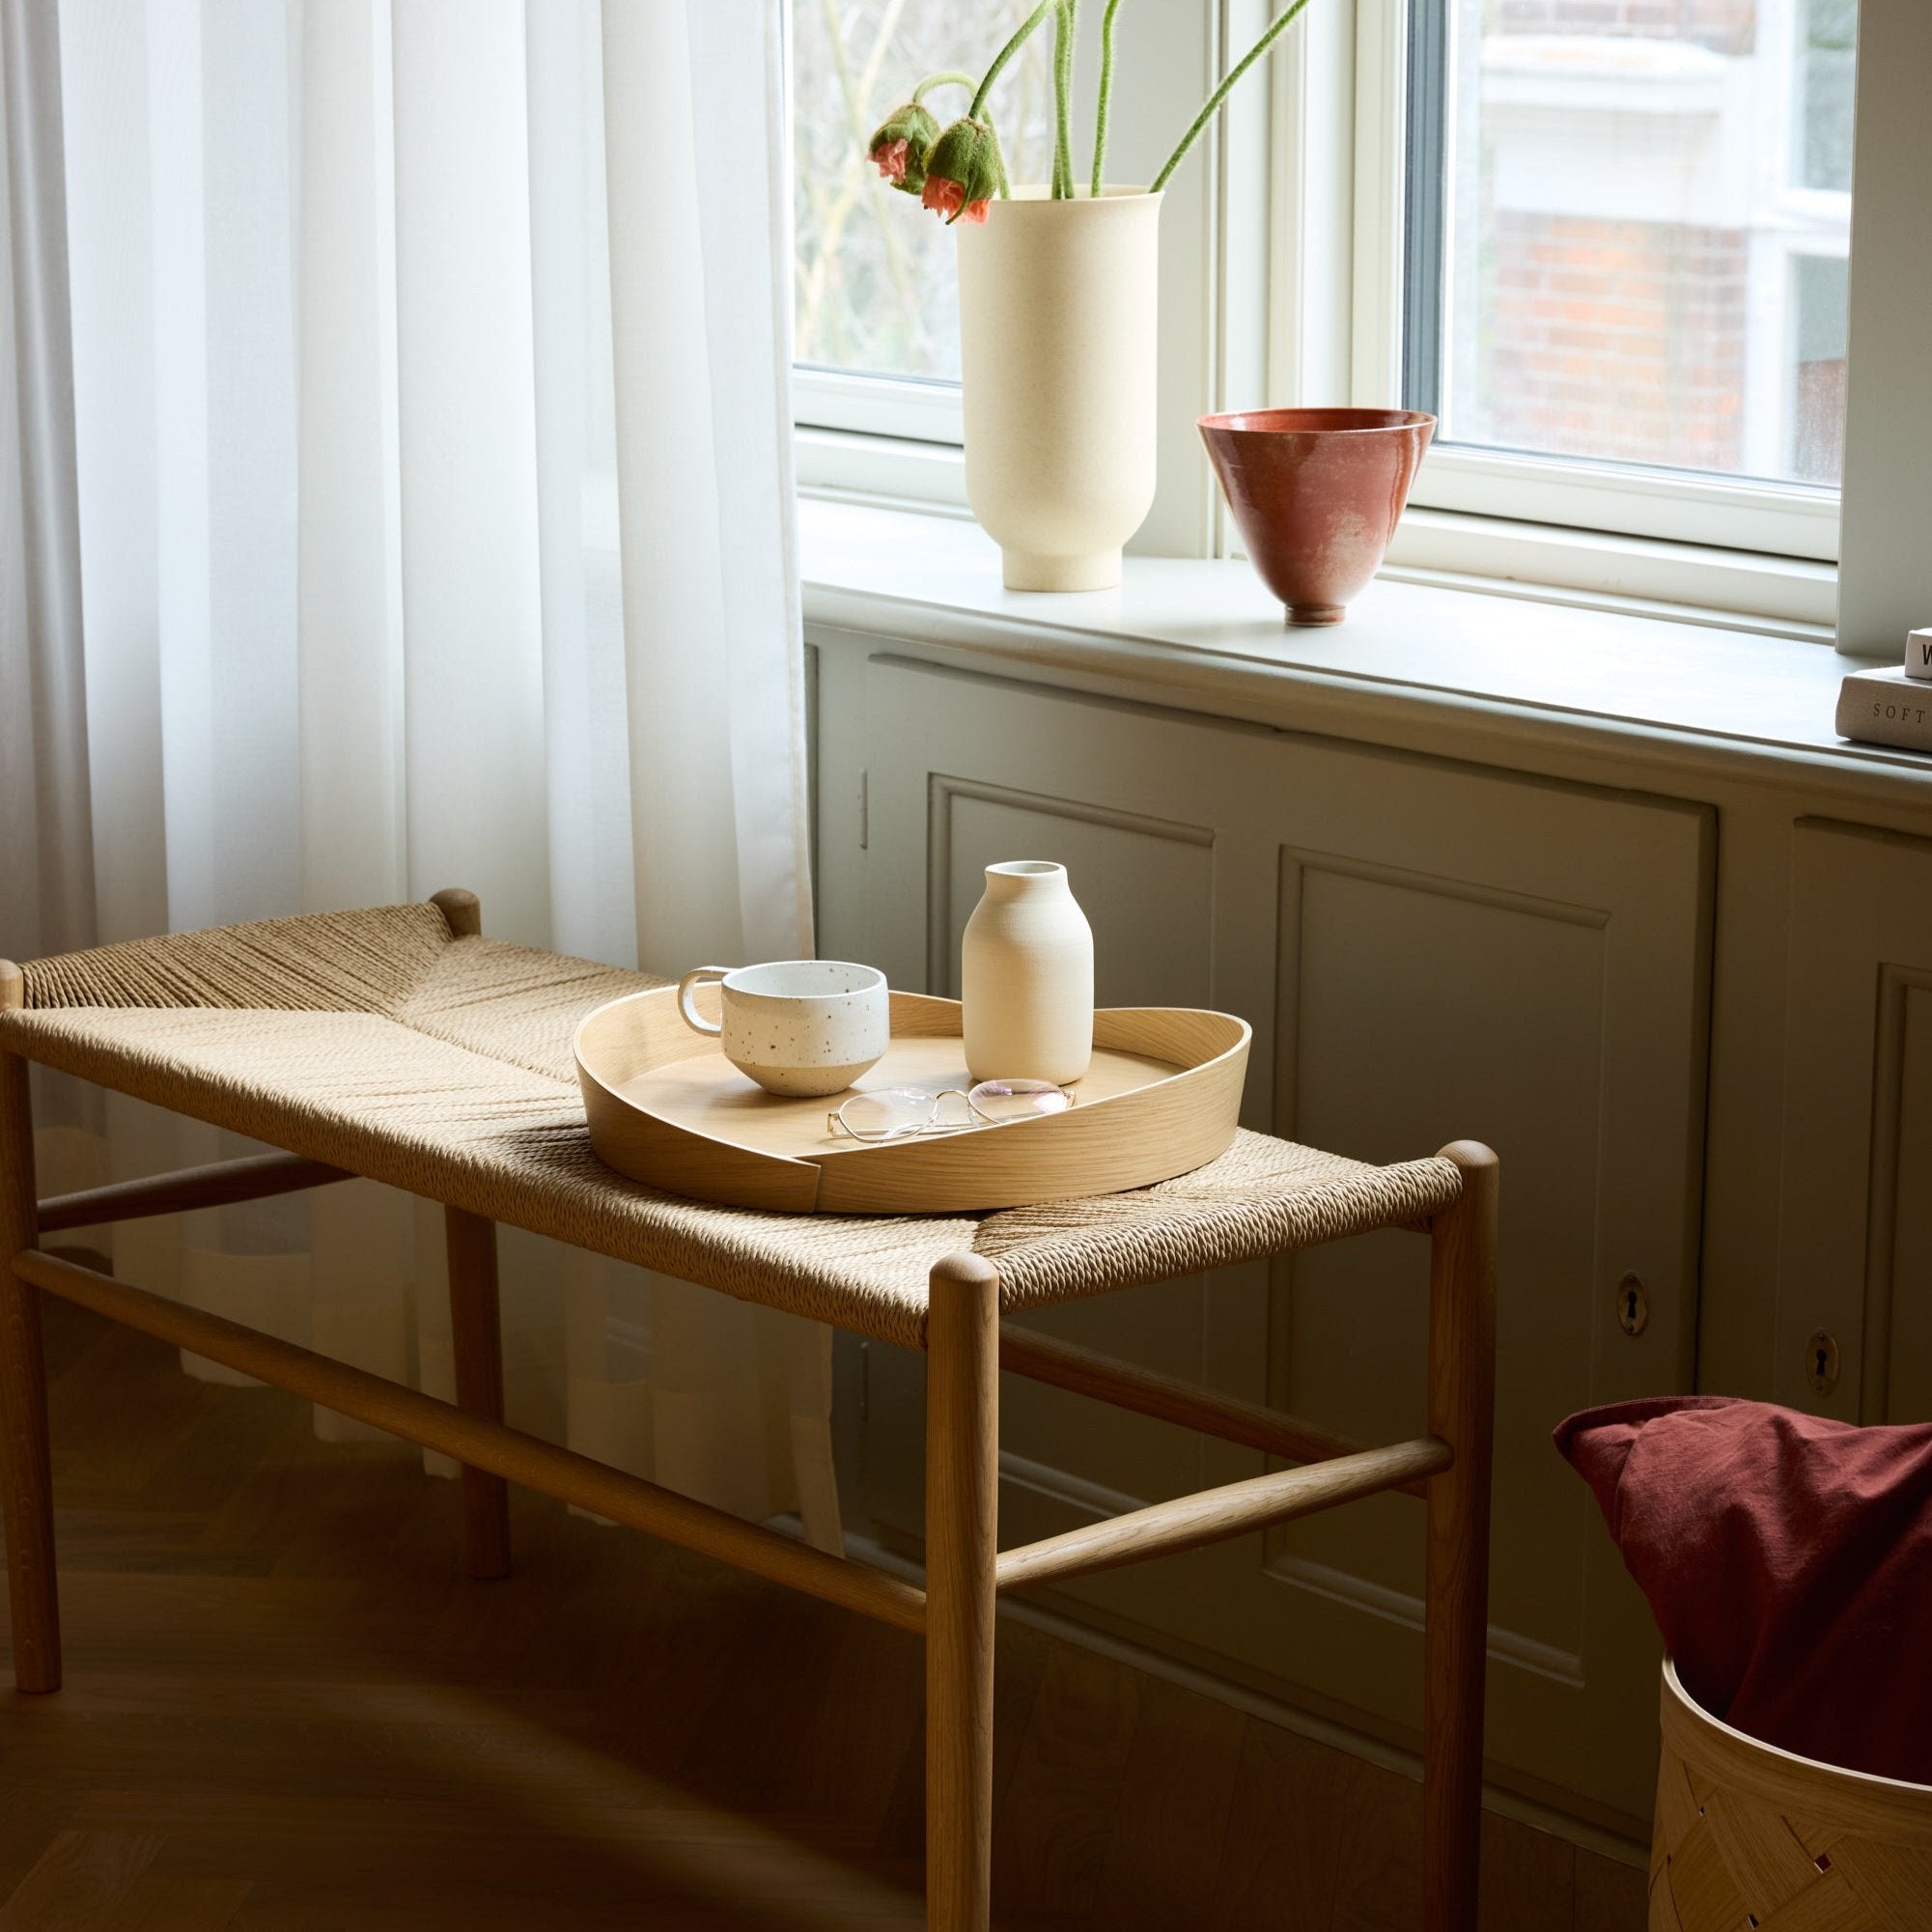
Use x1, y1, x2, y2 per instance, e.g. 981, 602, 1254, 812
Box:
0, 1039, 59, 1693
994, 1645, 1142, 1917
36, 1153, 351, 1236
574, 990, 1249, 1213
0, 1828, 169, 1925
1, 893, 1497, 1921
14, 1247, 924, 1635
1424, 1141, 1499, 1932
0, 1295, 1644, 1930
443, 1209, 510, 1582
927, 1253, 1002, 1932
994, 1437, 1452, 1595
1650, 1658, 1932, 1931
995, 1322, 1431, 1498
429, 888, 482, 939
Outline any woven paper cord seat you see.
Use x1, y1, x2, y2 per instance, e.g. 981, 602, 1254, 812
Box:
1650, 1661, 1932, 1931
0, 903, 1463, 1348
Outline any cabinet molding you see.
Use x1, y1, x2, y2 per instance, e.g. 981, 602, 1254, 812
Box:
831, 651, 1713, 1827
1779, 820, 1932, 1422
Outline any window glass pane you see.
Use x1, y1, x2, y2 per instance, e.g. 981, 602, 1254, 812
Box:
1797, 0, 1856, 191
792, 5, 1054, 383
1429, 0, 1857, 486
1790, 250, 1848, 481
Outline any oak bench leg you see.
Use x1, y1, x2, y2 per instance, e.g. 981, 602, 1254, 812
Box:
926, 1254, 1000, 1932
1422, 1142, 1498, 1932
445, 1206, 511, 1581
0, 1041, 60, 1692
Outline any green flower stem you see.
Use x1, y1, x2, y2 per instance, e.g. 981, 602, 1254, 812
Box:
1150, 0, 1313, 193
1051, 0, 1078, 198
911, 70, 976, 104
1090, 0, 1124, 197
971, 0, 1054, 120
986, 114, 1012, 197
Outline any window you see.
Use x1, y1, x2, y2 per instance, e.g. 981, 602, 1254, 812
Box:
791, 2, 1053, 443
791, 0, 1874, 614
792, 3, 1058, 384
789, 3, 1234, 538
1402, 0, 1856, 559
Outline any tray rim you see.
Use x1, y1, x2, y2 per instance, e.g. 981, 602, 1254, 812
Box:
573, 987, 1251, 1215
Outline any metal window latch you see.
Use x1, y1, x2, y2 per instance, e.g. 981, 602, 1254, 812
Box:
1806, 1330, 1840, 1396
1615, 1272, 1649, 1337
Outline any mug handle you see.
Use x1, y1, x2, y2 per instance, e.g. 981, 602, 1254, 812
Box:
677, 966, 730, 1037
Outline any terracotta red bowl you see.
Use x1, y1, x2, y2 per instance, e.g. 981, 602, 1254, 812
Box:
1198, 407, 1435, 626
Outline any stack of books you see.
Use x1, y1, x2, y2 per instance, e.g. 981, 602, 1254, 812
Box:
1837, 629, 1932, 753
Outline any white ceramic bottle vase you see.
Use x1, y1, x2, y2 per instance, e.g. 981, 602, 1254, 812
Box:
961, 860, 1095, 1084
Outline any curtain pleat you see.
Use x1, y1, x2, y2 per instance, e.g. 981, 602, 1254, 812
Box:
296, 0, 406, 914
686, 4, 815, 966
392, 0, 549, 945
1, 0, 95, 966
10, 0, 832, 1547
524, 0, 637, 970
54, 0, 167, 946
602, 2, 743, 979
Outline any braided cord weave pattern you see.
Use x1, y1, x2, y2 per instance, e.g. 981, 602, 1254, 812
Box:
20, 904, 453, 1012
3, 905, 1464, 1347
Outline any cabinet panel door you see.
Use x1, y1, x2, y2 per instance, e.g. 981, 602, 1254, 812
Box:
851, 659, 1287, 1536
1250, 741, 1712, 1824
1779, 821, 1932, 1425
831, 655, 1712, 1827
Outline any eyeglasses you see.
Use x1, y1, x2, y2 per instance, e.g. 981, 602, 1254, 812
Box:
826, 1078, 1075, 1143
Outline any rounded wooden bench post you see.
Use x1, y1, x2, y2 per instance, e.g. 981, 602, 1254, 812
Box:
1422, 1141, 1498, 1932
0, 963, 60, 1692
431, 887, 482, 938
925, 1252, 1001, 1932
444, 1207, 511, 1581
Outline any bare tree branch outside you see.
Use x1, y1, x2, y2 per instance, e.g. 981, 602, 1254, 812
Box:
794, 2, 1054, 383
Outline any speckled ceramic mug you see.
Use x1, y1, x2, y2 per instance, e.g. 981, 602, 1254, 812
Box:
676, 960, 890, 1098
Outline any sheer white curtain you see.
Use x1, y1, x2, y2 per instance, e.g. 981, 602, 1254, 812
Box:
1, 0, 837, 1547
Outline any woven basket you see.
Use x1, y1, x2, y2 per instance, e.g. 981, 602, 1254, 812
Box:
1650, 1659, 1932, 1929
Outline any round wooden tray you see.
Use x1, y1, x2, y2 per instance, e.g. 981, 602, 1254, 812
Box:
573, 986, 1249, 1214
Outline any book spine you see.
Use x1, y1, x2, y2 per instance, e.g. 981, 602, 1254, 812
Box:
1837, 677, 1932, 751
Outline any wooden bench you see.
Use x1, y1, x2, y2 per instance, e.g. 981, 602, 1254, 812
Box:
0, 892, 1496, 1931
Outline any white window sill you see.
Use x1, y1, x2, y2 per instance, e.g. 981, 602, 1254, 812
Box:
798, 498, 1927, 808
795, 428, 1839, 629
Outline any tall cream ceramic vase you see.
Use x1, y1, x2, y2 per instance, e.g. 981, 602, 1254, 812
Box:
955, 187, 1162, 592
961, 861, 1095, 1084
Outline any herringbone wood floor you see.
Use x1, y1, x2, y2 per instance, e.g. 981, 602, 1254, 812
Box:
0, 1294, 1647, 1930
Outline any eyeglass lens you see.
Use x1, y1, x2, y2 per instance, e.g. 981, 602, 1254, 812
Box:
834, 1078, 1072, 1142
835, 1088, 938, 1141
967, 1078, 1072, 1123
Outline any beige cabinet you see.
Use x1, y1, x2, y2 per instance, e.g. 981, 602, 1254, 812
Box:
1778, 821, 1932, 1425
817, 652, 1714, 1824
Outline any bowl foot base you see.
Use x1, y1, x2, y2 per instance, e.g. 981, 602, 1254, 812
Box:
1285, 603, 1346, 627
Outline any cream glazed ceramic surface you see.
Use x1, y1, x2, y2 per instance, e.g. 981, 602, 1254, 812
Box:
676, 960, 889, 1097
956, 188, 1162, 591
961, 861, 1095, 1084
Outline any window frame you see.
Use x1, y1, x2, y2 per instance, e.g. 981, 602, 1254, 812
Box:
793, 0, 1874, 630
1380, 0, 1850, 567
792, 0, 1267, 556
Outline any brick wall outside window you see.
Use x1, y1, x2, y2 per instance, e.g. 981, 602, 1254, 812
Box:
1465, 0, 1764, 474
1476, 212, 1750, 473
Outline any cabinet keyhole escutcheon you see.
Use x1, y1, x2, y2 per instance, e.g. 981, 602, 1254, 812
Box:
1616, 1273, 1649, 1337
1806, 1330, 1840, 1396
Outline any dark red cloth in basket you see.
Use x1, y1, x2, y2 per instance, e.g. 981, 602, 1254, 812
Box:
1555, 1395, 1932, 1782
